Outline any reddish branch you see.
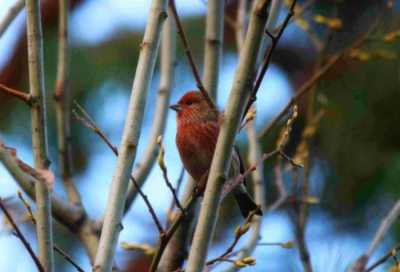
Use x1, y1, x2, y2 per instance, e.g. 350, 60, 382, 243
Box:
0, 83, 31, 104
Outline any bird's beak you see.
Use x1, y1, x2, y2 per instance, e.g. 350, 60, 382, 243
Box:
169, 104, 182, 112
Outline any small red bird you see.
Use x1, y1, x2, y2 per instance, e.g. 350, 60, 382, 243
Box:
170, 91, 262, 218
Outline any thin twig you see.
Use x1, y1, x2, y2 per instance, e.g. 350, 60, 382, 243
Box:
0, 0, 24, 37
352, 201, 400, 272
166, 166, 185, 221
366, 243, 400, 272
17, 191, 85, 272
0, 83, 31, 104
157, 138, 184, 213
243, 0, 297, 120
149, 193, 199, 272
168, 0, 216, 110
73, 103, 165, 235
258, 7, 385, 140
0, 198, 45, 272
206, 210, 258, 266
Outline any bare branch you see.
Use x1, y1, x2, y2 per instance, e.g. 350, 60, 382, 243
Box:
185, 1, 271, 271
25, 0, 53, 269
168, 0, 216, 109
243, 0, 297, 120
73, 104, 165, 235
0, 83, 31, 104
0, 0, 24, 37
157, 137, 184, 213
352, 200, 400, 272
365, 243, 400, 272
93, 1, 168, 269
223, 121, 267, 272
123, 9, 176, 215
202, 0, 224, 99
54, 0, 81, 205
258, 10, 385, 140
17, 192, 85, 272
0, 197, 45, 272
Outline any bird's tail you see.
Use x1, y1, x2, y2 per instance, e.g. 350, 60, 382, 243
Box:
233, 186, 263, 218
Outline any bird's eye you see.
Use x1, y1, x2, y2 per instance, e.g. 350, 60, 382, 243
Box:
186, 101, 193, 106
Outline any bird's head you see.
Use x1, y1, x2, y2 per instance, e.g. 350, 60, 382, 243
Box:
170, 91, 218, 124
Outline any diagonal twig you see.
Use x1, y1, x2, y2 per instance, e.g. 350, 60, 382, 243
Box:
17, 191, 84, 272
0, 83, 32, 104
168, 0, 216, 110
73, 102, 165, 235
0, 198, 45, 272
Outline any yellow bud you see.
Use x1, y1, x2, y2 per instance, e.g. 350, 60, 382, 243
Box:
242, 257, 256, 265
383, 31, 400, 43
327, 18, 342, 30
313, 15, 326, 24
156, 135, 162, 145
234, 260, 246, 268
302, 196, 320, 205
281, 241, 295, 249
295, 18, 309, 31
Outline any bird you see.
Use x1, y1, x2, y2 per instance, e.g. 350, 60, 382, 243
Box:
170, 90, 262, 218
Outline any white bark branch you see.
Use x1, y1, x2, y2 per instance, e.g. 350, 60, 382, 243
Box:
0, 0, 24, 37
25, 0, 54, 270
185, 1, 270, 271
93, 1, 168, 271
123, 7, 176, 215
202, 0, 224, 99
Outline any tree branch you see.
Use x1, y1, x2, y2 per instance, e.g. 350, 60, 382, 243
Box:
25, 0, 54, 269
93, 0, 168, 270
0, 197, 45, 272
0, 0, 24, 37
0, 83, 31, 104
185, 1, 270, 271
54, 0, 81, 205
123, 9, 176, 216
223, 121, 267, 272
168, 0, 216, 109
202, 0, 224, 99
352, 200, 400, 272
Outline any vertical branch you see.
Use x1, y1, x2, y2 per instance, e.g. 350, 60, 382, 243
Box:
55, 0, 81, 205
235, 0, 249, 51
222, 121, 266, 272
0, 0, 24, 37
93, 1, 168, 271
202, 0, 224, 99
123, 8, 176, 215
185, 1, 270, 271
160, 2, 224, 270
25, 0, 54, 270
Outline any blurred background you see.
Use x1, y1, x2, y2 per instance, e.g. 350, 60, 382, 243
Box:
0, 0, 399, 271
